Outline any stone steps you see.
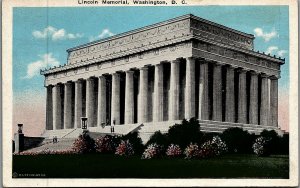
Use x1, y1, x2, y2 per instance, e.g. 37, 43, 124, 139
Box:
25, 138, 76, 152
41, 120, 284, 145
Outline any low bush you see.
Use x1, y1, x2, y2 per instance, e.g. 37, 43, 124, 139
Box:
121, 132, 144, 154
199, 132, 222, 145
221, 127, 254, 154
278, 133, 289, 155
17, 148, 76, 155
115, 140, 134, 157
95, 135, 119, 153
72, 132, 95, 154
184, 143, 200, 159
198, 136, 227, 158
141, 143, 162, 159
260, 130, 280, 154
166, 144, 182, 158
252, 136, 271, 157
146, 131, 169, 152
168, 118, 203, 149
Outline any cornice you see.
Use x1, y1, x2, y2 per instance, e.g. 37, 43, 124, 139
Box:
189, 14, 254, 39
67, 14, 192, 52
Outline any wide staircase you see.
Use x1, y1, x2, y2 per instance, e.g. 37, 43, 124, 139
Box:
32, 119, 284, 151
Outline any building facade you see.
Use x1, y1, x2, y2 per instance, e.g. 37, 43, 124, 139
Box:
41, 14, 284, 139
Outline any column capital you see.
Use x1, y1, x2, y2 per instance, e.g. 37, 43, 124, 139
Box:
64, 81, 72, 86
199, 60, 209, 65
186, 56, 196, 61
112, 72, 121, 77
213, 62, 223, 67
236, 68, 248, 73
260, 73, 270, 78
249, 70, 260, 75
269, 75, 280, 80
98, 76, 106, 82
55, 83, 63, 87
75, 79, 84, 83
171, 59, 180, 64
140, 66, 149, 71
126, 70, 135, 74
225, 64, 238, 69
87, 76, 96, 81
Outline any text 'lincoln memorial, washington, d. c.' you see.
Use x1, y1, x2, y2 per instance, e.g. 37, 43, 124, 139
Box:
40, 14, 285, 141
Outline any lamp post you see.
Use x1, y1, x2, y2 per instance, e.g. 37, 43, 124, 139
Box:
17, 124, 23, 134
14, 124, 24, 153
81, 117, 88, 135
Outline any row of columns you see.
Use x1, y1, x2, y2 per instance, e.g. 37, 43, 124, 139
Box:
46, 57, 278, 130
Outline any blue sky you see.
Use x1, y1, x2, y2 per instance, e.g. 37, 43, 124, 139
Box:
13, 6, 289, 95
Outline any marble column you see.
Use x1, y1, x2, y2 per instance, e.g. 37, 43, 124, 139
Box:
111, 73, 121, 125
185, 57, 196, 119
52, 84, 62, 130
125, 71, 135, 124
225, 66, 235, 122
74, 80, 83, 128
212, 63, 222, 121
86, 78, 95, 127
270, 76, 278, 127
97, 76, 106, 127
46, 85, 53, 130
169, 60, 180, 120
199, 61, 210, 120
63, 82, 72, 129
238, 69, 247, 124
138, 67, 148, 123
249, 71, 259, 125
260, 74, 270, 126
153, 64, 164, 122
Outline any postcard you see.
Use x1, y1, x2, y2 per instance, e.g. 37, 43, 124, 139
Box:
2, 0, 298, 187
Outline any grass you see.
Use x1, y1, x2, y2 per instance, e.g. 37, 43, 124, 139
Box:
13, 154, 289, 178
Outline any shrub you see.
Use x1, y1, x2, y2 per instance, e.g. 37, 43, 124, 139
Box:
252, 136, 271, 157
146, 131, 170, 151
260, 130, 280, 154
115, 140, 134, 157
168, 118, 203, 149
95, 135, 118, 153
198, 140, 216, 158
184, 143, 200, 159
166, 144, 182, 157
141, 143, 162, 159
72, 133, 95, 154
17, 148, 76, 155
200, 132, 221, 145
221, 127, 253, 153
121, 132, 144, 154
278, 133, 289, 155
198, 136, 227, 158
211, 136, 228, 155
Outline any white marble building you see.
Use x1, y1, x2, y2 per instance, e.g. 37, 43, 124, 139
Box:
40, 14, 284, 140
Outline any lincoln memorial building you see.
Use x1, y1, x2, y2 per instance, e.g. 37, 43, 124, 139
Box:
40, 14, 285, 140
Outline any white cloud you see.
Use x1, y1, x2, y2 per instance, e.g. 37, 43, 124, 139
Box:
266, 46, 279, 55
253, 28, 278, 42
277, 50, 287, 57
89, 29, 114, 42
32, 26, 83, 41
23, 53, 60, 79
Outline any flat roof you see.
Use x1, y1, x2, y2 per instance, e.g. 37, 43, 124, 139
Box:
67, 14, 254, 52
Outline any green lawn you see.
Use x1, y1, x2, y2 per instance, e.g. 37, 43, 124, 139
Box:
13, 154, 289, 178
